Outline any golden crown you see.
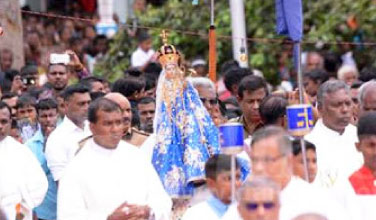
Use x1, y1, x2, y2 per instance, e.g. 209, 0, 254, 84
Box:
158, 30, 180, 67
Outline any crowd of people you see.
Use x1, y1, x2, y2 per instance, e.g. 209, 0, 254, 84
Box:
0, 1, 376, 220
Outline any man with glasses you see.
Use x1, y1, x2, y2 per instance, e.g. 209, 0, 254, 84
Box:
245, 126, 348, 220
190, 77, 224, 126
236, 177, 280, 220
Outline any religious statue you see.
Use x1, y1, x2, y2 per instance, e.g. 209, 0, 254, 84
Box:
152, 31, 220, 198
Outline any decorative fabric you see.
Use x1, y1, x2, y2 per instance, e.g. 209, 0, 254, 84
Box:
152, 67, 220, 197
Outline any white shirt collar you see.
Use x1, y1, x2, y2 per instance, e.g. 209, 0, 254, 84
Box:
89, 138, 119, 157
61, 116, 89, 133
314, 119, 353, 137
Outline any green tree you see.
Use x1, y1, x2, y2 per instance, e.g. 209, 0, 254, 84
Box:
95, 0, 376, 83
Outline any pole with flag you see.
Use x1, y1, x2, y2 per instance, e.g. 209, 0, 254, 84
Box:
276, 0, 310, 181
208, 0, 217, 82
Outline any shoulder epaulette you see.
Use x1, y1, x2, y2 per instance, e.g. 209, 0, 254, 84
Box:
75, 135, 93, 155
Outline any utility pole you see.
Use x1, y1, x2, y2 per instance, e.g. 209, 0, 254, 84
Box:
229, 0, 248, 67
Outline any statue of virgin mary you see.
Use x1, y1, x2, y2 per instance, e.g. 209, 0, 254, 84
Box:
152, 31, 220, 198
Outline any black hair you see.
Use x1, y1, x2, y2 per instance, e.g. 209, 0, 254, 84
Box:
137, 30, 151, 43
144, 63, 162, 76
323, 52, 342, 74
144, 74, 157, 91
237, 75, 268, 99
36, 98, 58, 113
220, 59, 239, 76
292, 139, 316, 156
218, 99, 227, 117
1, 92, 18, 101
16, 94, 37, 109
0, 101, 11, 118
359, 66, 376, 82
205, 154, 240, 180
61, 84, 90, 101
138, 97, 156, 105
93, 34, 107, 45
224, 67, 253, 92
124, 68, 143, 77
112, 77, 145, 98
351, 81, 363, 89
303, 69, 329, 84
1, 69, 20, 92
11, 119, 18, 129
81, 76, 104, 91
259, 95, 288, 125
88, 98, 122, 123
357, 112, 376, 137
4, 69, 20, 81
90, 91, 106, 101
20, 64, 38, 76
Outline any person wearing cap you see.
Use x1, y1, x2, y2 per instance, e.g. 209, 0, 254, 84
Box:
131, 31, 157, 71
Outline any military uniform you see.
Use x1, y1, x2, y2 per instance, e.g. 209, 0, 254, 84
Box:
228, 115, 263, 140
76, 135, 93, 155
123, 127, 149, 147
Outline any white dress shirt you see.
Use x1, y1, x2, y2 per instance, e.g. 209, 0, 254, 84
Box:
45, 117, 91, 181
305, 119, 363, 188
222, 177, 349, 220
57, 139, 172, 220
131, 47, 155, 68
0, 136, 48, 220
331, 167, 376, 220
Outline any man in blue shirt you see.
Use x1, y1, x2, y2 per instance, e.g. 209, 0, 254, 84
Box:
25, 98, 58, 220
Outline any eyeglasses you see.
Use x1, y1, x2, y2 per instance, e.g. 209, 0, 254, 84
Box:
244, 202, 276, 211
200, 97, 218, 105
250, 154, 285, 164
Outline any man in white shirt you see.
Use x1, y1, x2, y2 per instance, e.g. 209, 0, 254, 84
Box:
331, 113, 376, 220
131, 31, 156, 70
305, 80, 363, 188
0, 101, 48, 220
57, 98, 172, 220
225, 126, 349, 220
45, 84, 92, 182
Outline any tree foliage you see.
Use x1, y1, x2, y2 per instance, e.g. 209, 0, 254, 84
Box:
94, 0, 376, 83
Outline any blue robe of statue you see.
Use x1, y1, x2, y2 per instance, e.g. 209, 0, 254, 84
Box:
152, 74, 220, 198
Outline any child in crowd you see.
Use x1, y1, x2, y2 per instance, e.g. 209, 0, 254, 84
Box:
182, 154, 242, 220
292, 139, 317, 183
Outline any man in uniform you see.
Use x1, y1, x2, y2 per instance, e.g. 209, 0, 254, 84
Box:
229, 75, 268, 139
104, 92, 149, 146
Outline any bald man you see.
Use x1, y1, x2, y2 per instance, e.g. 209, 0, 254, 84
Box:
293, 213, 328, 220
104, 93, 149, 146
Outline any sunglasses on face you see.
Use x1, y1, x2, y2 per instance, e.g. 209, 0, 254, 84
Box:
244, 201, 276, 211
200, 97, 218, 105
